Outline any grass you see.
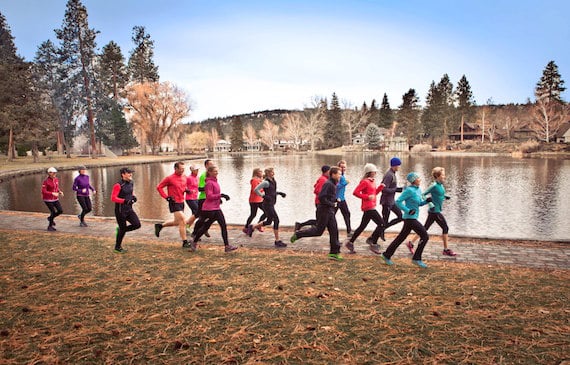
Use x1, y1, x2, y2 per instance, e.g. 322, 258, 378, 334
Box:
0, 230, 568, 364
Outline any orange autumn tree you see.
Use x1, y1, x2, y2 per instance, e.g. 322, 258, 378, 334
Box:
126, 81, 190, 154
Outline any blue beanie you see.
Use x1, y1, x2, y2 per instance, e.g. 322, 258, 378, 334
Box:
390, 157, 402, 167
321, 165, 331, 173
406, 172, 420, 183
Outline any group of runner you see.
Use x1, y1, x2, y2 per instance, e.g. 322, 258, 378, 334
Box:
41, 157, 456, 267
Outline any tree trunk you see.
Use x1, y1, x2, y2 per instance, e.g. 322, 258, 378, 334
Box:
481, 110, 485, 142
32, 142, 40, 163
460, 114, 464, 143
6, 127, 15, 162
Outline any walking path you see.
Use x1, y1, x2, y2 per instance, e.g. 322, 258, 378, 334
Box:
1, 210, 568, 270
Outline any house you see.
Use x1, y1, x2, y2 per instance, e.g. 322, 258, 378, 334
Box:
512, 123, 537, 141
244, 140, 262, 151
352, 133, 364, 145
387, 136, 408, 152
213, 139, 231, 152
556, 122, 570, 143
448, 123, 485, 141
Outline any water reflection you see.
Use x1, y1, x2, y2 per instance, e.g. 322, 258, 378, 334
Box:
0, 154, 568, 240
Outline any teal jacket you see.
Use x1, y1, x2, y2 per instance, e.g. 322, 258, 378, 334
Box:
396, 185, 428, 219
423, 181, 446, 213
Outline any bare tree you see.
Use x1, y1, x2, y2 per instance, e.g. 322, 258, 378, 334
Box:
170, 123, 189, 155
243, 123, 257, 151
208, 128, 219, 151
259, 118, 279, 151
341, 100, 368, 145
532, 98, 568, 142
301, 109, 325, 151
125, 81, 190, 154
281, 113, 305, 150
186, 131, 209, 152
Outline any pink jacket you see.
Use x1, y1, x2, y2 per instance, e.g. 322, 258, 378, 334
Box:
202, 176, 222, 211
353, 178, 384, 211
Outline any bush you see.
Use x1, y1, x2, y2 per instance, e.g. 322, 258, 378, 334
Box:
410, 143, 432, 152
519, 140, 540, 153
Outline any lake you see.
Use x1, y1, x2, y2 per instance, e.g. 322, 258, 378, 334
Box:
1, 153, 569, 241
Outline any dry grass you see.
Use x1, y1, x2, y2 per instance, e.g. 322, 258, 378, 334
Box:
0, 230, 568, 364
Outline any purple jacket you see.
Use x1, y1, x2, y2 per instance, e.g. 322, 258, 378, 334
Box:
73, 174, 95, 197
202, 176, 222, 211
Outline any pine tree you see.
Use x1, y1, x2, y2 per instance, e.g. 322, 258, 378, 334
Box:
98, 41, 128, 100
455, 75, 476, 142
364, 123, 381, 149
323, 92, 344, 148
535, 60, 566, 103
368, 98, 380, 127
378, 93, 393, 128
397, 89, 421, 144
96, 98, 138, 152
54, 0, 99, 156
128, 26, 159, 83
230, 116, 244, 151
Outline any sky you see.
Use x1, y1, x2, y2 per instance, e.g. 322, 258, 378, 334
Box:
2, 0, 569, 122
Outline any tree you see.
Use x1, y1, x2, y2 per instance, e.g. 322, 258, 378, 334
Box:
282, 113, 304, 150
126, 81, 190, 155
243, 123, 258, 151
95, 98, 138, 153
455, 75, 476, 142
128, 26, 159, 83
186, 131, 209, 152
323, 92, 344, 148
368, 98, 380, 127
54, 0, 99, 156
230, 116, 244, 151
302, 97, 327, 151
98, 41, 128, 100
397, 89, 421, 144
259, 118, 279, 151
421, 75, 455, 145
364, 123, 382, 149
208, 128, 219, 151
341, 100, 367, 146
378, 93, 393, 128
535, 60, 566, 104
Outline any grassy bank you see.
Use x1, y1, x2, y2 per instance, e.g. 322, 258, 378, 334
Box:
0, 230, 568, 364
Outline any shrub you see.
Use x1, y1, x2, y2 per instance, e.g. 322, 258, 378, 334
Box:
410, 143, 432, 152
519, 140, 540, 153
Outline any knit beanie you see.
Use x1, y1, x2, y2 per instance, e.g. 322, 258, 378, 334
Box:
390, 157, 402, 167
406, 172, 420, 183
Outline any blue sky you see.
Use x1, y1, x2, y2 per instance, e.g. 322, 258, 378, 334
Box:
2, 0, 569, 122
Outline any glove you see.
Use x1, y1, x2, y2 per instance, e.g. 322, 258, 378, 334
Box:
445, 195, 451, 200
220, 193, 230, 201
277, 192, 286, 198
396, 187, 403, 193
426, 197, 433, 203
166, 196, 175, 203
131, 196, 137, 203
184, 189, 191, 194
125, 197, 136, 205
408, 209, 416, 216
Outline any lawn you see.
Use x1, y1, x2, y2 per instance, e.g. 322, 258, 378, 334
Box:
0, 230, 568, 364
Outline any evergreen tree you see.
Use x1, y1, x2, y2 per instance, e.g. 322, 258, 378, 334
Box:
230, 116, 244, 151
368, 98, 380, 127
421, 75, 455, 145
455, 75, 476, 142
378, 93, 393, 128
397, 89, 421, 144
364, 123, 382, 149
535, 60, 566, 103
128, 26, 159, 83
54, 0, 99, 156
98, 41, 128, 100
96, 98, 138, 152
323, 92, 344, 148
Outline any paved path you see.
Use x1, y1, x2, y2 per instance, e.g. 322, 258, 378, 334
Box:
1, 210, 568, 270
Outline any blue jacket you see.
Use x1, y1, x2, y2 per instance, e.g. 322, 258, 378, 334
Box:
423, 181, 446, 213
396, 185, 428, 219
336, 174, 348, 201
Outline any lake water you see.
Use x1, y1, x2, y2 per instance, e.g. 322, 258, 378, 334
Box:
1, 153, 569, 241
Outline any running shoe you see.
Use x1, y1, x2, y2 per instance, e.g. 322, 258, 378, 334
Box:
344, 239, 355, 254
443, 248, 457, 257
327, 253, 343, 261
47, 225, 56, 231
224, 244, 238, 252
246, 224, 254, 237
412, 260, 428, 268
365, 237, 375, 246
182, 241, 191, 248
290, 234, 298, 243
274, 240, 287, 248
154, 223, 163, 237
406, 241, 415, 254
114, 247, 128, 253
367, 239, 381, 254
79, 221, 88, 227
380, 253, 394, 266
188, 240, 197, 252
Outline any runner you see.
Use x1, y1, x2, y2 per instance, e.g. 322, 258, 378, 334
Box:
243, 167, 266, 234
185, 164, 200, 230
294, 165, 330, 231
42, 167, 64, 231
344, 163, 386, 254
380, 172, 432, 268
72, 166, 95, 227
379, 157, 409, 250
290, 167, 343, 260
154, 161, 191, 248
188, 165, 237, 252
191, 159, 215, 239
335, 160, 352, 237
110, 167, 141, 253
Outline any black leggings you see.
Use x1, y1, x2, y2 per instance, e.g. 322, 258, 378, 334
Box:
335, 200, 351, 233
424, 212, 449, 234
261, 201, 279, 230
296, 205, 340, 254
76, 196, 92, 221
115, 209, 141, 248
382, 204, 402, 228
245, 202, 266, 227
383, 219, 429, 261
194, 210, 229, 245
350, 209, 385, 243
44, 201, 63, 224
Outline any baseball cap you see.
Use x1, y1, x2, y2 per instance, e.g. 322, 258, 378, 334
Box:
47, 167, 57, 173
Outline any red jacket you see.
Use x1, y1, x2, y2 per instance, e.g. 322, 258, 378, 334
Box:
314, 174, 328, 205
353, 178, 384, 211
249, 177, 263, 203
157, 173, 188, 203
41, 176, 60, 202
186, 174, 199, 200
